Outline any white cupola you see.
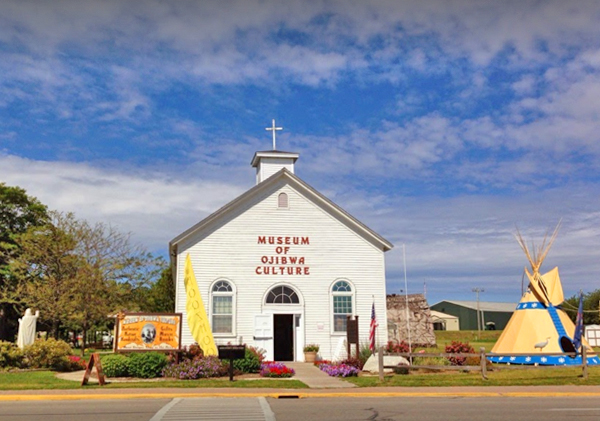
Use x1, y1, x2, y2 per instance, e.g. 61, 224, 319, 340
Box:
250, 119, 299, 184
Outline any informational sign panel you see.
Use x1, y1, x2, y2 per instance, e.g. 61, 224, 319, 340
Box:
115, 313, 182, 352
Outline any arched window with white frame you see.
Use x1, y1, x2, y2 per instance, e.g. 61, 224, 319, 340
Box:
331, 280, 354, 333
210, 279, 235, 335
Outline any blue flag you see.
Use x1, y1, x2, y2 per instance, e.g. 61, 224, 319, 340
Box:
573, 291, 584, 352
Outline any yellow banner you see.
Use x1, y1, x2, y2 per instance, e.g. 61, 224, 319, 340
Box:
116, 314, 181, 351
184, 254, 217, 356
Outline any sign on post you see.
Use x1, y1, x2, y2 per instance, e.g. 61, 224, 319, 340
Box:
218, 345, 246, 381
346, 315, 359, 358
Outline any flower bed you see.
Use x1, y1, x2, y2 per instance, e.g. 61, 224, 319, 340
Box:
318, 362, 359, 377
259, 362, 295, 378
162, 356, 228, 379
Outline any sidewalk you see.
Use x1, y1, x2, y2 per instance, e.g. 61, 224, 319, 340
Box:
285, 362, 355, 389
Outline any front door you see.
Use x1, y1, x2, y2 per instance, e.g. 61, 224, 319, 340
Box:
273, 314, 294, 361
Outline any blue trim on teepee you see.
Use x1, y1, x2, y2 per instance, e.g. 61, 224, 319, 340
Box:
488, 354, 600, 366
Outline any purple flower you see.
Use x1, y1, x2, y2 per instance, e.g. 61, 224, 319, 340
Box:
319, 363, 359, 377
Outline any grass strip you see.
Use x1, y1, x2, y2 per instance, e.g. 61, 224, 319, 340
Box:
0, 371, 308, 390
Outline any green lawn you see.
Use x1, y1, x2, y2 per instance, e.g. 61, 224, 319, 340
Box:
346, 365, 600, 387
0, 370, 308, 390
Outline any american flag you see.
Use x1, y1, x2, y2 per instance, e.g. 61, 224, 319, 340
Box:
369, 301, 378, 353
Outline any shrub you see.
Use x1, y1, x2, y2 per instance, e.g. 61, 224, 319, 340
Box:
260, 362, 295, 378
385, 340, 409, 353
101, 354, 131, 377
163, 356, 227, 379
127, 352, 169, 378
232, 346, 264, 374
303, 344, 319, 352
340, 357, 364, 370
179, 343, 204, 361
444, 341, 475, 366
67, 355, 87, 370
319, 363, 359, 377
22, 339, 77, 371
0, 341, 23, 369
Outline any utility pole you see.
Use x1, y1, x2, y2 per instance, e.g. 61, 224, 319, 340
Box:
472, 287, 485, 338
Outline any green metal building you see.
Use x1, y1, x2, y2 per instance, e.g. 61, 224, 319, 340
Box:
430, 300, 515, 331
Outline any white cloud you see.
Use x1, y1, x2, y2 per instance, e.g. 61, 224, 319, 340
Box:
0, 154, 245, 254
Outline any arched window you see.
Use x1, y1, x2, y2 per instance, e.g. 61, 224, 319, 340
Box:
278, 192, 289, 208
211, 280, 235, 335
332, 280, 353, 332
266, 285, 299, 304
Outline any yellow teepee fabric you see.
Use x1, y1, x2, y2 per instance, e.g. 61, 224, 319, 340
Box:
183, 254, 217, 356
492, 267, 589, 355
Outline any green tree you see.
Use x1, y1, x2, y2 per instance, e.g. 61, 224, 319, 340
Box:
9, 211, 164, 350
564, 289, 600, 325
0, 183, 49, 340
142, 265, 174, 313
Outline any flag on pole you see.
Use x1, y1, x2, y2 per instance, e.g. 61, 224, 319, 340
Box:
573, 291, 584, 352
184, 254, 218, 356
369, 301, 378, 353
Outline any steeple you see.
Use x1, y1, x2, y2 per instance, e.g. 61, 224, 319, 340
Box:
251, 119, 299, 184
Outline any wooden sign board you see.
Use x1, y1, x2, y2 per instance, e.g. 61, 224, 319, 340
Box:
81, 353, 106, 386
218, 345, 246, 360
347, 316, 359, 343
346, 315, 359, 358
115, 313, 182, 352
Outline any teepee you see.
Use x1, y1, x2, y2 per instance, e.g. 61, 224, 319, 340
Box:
489, 224, 599, 366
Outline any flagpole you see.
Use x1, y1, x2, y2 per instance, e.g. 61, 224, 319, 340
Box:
403, 244, 412, 357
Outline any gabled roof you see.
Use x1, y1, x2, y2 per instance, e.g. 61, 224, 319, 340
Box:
432, 300, 516, 313
169, 168, 393, 252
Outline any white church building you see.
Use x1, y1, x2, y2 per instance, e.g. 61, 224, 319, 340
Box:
170, 126, 393, 361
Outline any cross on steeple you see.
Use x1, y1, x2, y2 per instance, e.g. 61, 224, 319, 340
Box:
265, 119, 283, 150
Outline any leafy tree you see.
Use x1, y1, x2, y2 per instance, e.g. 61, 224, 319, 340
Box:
8, 211, 164, 351
564, 289, 600, 325
0, 183, 49, 340
142, 265, 174, 313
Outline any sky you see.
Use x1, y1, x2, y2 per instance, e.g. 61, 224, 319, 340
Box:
1, 0, 600, 306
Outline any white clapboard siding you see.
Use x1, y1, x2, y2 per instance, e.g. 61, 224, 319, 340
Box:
174, 176, 389, 361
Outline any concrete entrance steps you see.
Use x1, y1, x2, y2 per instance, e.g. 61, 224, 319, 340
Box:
286, 362, 356, 389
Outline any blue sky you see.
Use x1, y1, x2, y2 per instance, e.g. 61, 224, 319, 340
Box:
1, 0, 600, 306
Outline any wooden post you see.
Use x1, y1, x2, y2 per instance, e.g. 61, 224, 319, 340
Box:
480, 347, 488, 380
582, 346, 588, 380
378, 346, 384, 382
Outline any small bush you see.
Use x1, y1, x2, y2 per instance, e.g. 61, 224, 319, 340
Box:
358, 343, 372, 367
303, 344, 319, 352
232, 346, 264, 374
23, 339, 77, 371
444, 341, 475, 366
163, 356, 227, 379
340, 357, 364, 370
260, 362, 295, 378
101, 354, 131, 377
127, 352, 169, 378
179, 343, 204, 361
0, 341, 23, 369
385, 340, 410, 353
67, 355, 87, 370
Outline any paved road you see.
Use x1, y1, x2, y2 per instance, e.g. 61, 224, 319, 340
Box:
1, 396, 600, 421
